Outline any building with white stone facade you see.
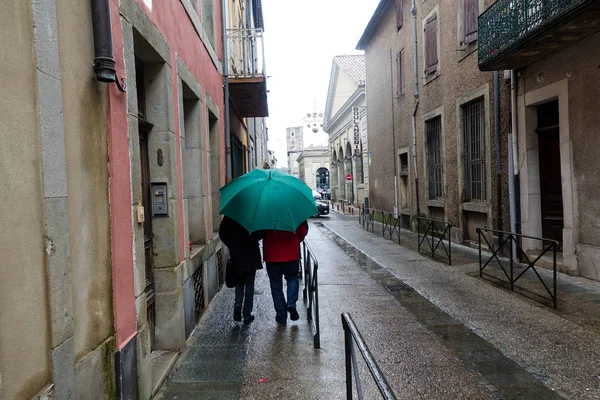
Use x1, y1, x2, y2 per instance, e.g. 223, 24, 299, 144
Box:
297, 146, 330, 196
323, 55, 369, 207
286, 126, 304, 178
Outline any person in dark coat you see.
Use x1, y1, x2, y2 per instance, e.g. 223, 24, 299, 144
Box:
262, 221, 309, 325
219, 216, 264, 323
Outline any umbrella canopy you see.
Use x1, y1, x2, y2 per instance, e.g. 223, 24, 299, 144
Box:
219, 169, 318, 233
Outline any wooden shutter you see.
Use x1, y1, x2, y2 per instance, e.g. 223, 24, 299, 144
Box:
396, 52, 403, 96
396, 0, 404, 30
425, 15, 438, 75
464, 0, 479, 44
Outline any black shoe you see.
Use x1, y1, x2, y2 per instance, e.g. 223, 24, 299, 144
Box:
244, 315, 255, 324
275, 316, 287, 325
233, 307, 242, 322
288, 306, 299, 321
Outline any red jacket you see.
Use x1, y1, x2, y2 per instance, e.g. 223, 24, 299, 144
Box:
263, 222, 309, 263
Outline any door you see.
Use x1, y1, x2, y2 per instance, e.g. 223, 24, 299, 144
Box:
139, 128, 156, 349
536, 101, 563, 244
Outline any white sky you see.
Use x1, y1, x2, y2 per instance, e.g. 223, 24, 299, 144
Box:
262, 0, 381, 166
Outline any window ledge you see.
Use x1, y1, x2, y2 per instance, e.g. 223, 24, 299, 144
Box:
462, 202, 489, 213
457, 42, 478, 62
423, 71, 441, 86
428, 199, 444, 208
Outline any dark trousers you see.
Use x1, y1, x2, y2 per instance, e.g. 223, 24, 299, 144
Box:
234, 270, 256, 319
266, 260, 300, 322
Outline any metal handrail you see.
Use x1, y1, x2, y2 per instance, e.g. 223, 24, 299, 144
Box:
302, 241, 320, 349
477, 227, 559, 308
341, 313, 397, 400
416, 217, 452, 265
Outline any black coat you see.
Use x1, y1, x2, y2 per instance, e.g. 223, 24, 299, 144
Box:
219, 216, 264, 277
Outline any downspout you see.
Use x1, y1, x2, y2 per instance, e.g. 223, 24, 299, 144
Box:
91, 0, 126, 91
508, 70, 520, 257
411, 0, 421, 216
494, 72, 503, 233
390, 50, 399, 215
254, 119, 258, 168
222, 0, 232, 181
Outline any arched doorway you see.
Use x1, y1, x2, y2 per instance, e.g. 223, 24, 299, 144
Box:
315, 167, 330, 199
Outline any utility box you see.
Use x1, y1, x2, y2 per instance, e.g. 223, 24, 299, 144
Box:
151, 182, 168, 216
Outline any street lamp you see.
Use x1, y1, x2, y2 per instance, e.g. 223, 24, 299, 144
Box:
303, 110, 324, 133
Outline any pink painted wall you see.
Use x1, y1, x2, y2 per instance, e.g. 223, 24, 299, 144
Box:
107, 0, 227, 349
109, 0, 137, 350
133, 0, 225, 252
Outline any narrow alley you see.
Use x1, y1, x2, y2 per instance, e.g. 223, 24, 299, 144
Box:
157, 212, 600, 400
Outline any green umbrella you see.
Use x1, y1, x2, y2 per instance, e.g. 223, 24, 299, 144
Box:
219, 169, 318, 233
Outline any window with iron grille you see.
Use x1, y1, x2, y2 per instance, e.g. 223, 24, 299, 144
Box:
426, 117, 443, 200
462, 99, 486, 202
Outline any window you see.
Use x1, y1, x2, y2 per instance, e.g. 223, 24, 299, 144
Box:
202, 0, 215, 48
396, 51, 404, 97
399, 153, 409, 176
426, 117, 443, 200
395, 0, 404, 30
462, 99, 486, 202
462, 0, 479, 45
424, 14, 438, 75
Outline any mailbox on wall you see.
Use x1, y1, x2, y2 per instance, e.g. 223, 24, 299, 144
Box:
151, 182, 168, 217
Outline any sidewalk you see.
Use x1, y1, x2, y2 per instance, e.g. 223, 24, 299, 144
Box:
156, 214, 600, 399
322, 213, 600, 399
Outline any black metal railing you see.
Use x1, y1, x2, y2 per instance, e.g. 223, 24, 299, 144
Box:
342, 313, 397, 400
302, 241, 321, 349
382, 211, 401, 244
359, 207, 405, 243
477, 228, 559, 308
358, 206, 376, 233
416, 217, 452, 265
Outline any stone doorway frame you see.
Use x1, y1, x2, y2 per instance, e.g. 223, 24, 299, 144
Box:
517, 78, 578, 274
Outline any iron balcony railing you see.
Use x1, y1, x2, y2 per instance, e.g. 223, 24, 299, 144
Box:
478, 0, 590, 66
226, 28, 266, 78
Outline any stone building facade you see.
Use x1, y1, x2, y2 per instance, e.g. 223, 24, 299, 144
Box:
323, 55, 369, 207
297, 146, 330, 193
286, 126, 305, 178
357, 0, 510, 243
0, 0, 269, 398
478, 1, 600, 279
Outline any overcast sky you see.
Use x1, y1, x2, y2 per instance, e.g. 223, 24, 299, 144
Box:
261, 0, 380, 166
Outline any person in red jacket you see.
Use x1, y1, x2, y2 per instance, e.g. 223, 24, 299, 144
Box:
262, 221, 309, 325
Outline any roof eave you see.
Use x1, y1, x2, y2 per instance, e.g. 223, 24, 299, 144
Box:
356, 0, 393, 50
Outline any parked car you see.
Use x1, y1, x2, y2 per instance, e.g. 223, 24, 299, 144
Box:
312, 190, 330, 217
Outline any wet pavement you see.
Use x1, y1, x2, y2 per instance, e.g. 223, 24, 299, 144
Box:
156, 212, 600, 400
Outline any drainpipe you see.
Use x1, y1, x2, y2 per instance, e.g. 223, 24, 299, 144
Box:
508, 70, 520, 258
222, 0, 232, 181
254, 119, 258, 168
389, 50, 399, 216
494, 71, 503, 234
91, 0, 126, 91
411, 0, 421, 216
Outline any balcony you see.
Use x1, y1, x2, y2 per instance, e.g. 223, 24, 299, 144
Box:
478, 0, 600, 71
227, 28, 269, 117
